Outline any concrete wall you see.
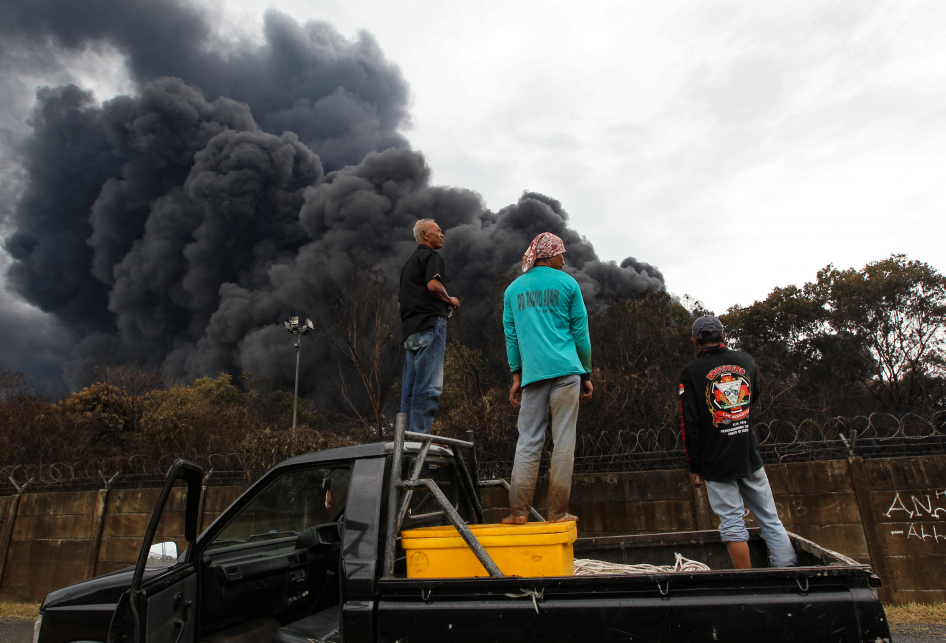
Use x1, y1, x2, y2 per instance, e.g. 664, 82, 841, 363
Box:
1, 455, 943, 604
2, 491, 98, 601
861, 456, 946, 604
0, 483, 245, 602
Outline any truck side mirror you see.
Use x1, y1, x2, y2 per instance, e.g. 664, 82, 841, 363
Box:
296, 523, 341, 550
316, 523, 341, 545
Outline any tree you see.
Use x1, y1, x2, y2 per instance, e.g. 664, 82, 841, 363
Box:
323, 266, 401, 439
83, 363, 164, 432
724, 255, 946, 417
814, 255, 946, 411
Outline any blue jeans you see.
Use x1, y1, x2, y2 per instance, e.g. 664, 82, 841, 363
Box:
400, 316, 447, 434
509, 375, 580, 521
704, 467, 798, 567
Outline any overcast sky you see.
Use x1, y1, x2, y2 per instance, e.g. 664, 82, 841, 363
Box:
1, 0, 944, 384
203, 0, 944, 314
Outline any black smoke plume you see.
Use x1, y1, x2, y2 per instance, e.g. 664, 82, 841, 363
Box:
0, 0, 664, 398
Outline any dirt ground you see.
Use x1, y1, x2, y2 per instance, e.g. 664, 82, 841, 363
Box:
0, 620, 32, 643
889, 623, 946, 642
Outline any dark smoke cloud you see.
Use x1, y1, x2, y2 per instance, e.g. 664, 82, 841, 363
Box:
164, 148, 665, 390
0, 0, 409, 171
0, 0, 665, 396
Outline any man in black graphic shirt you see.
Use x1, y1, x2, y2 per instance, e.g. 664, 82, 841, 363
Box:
398, 219, 459, 434
680, 315, 796, 568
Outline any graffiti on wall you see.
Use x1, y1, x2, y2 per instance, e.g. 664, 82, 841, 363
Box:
885, 490, 946, 542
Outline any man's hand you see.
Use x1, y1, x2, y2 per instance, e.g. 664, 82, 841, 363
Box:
580, 379, 593, 402
688, 472, 704, 488
509, 373, 522, 408
427, 279, 458, 309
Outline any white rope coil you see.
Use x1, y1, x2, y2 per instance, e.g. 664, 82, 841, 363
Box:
574, 553, 710, 575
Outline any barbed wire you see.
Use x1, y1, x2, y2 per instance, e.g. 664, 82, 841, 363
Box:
478, 412, 946, 479
2, 413, 943, 495
0, 453, 250, 496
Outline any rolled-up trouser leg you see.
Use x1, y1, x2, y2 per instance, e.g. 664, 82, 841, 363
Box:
546, 375, 580, 521
738, 468, 797, 567
509, 379, 552, 518
704, 477, 750, 543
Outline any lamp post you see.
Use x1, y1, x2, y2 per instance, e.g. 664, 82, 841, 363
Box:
284, 316, 314, 429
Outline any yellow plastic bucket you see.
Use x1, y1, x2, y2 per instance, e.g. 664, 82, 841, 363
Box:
401, 522, 577, 578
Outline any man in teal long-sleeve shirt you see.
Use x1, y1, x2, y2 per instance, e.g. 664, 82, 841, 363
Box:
502, 232, 593, 524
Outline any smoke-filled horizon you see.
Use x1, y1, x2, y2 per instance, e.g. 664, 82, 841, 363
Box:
0, 0, 664, 397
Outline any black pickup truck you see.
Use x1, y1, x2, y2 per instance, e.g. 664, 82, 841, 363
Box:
34, 425, 892, 643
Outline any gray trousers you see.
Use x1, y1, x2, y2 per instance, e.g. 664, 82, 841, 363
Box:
509, 375, 580, 521
704, 468, 798, 567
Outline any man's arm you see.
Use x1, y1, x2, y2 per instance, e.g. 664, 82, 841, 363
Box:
427, 278, 459, 308
680, 370, 704, 484
425, 253, 459, 308
566, 284, 594, 400
567, 285, 592, 376
503, 291, 522, 385
509, 371, 522, 408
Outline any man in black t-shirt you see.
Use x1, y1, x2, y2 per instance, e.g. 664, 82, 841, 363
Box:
680, 315, 796, 569
398, 219, 459, 434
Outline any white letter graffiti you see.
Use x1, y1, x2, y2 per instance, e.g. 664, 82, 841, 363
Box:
886, 492, 914, 519
913, 495, 933, 516
886, 490, 946, 546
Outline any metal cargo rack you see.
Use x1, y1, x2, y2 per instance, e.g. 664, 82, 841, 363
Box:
381, 413, 545, 579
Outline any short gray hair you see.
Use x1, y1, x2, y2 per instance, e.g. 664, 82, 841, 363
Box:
413, 219, 435, 243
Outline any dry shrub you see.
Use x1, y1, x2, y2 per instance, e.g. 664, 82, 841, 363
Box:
0, 367, 355, 481
141, 374, 250, 450
0, 600, 40, 620
5, 258, 945, 480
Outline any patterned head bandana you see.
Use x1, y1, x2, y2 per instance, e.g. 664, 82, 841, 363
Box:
521, 232, 566, 272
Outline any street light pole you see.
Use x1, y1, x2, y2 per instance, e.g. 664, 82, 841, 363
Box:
292, 332, 302, 429
284, 316, 314, 429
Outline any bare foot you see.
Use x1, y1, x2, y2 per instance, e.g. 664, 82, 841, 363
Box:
501, 514, 527, 524
548, 513, 578, 523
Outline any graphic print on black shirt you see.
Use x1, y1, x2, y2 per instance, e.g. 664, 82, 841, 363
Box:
705, 364, 751, 431
679, 345, 763, 480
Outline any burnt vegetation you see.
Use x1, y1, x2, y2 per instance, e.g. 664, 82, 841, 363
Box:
0, 256, 946, 486
1, 254, 945, 485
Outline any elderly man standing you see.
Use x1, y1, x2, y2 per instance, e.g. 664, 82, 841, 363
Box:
502, 232, 593, 524
399, 219, 459, 434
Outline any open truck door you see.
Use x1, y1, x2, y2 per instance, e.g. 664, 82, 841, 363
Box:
108, 459, 204, 643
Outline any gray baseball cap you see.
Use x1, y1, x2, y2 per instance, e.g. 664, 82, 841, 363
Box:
691, 315, 724, 338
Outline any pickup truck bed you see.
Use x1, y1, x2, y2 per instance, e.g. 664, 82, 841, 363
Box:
377, 529, 889, 643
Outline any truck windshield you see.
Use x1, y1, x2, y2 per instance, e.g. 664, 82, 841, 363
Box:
208, 466, 352, 550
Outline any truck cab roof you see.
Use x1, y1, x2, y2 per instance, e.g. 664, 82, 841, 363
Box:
277, 440, 454, 468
